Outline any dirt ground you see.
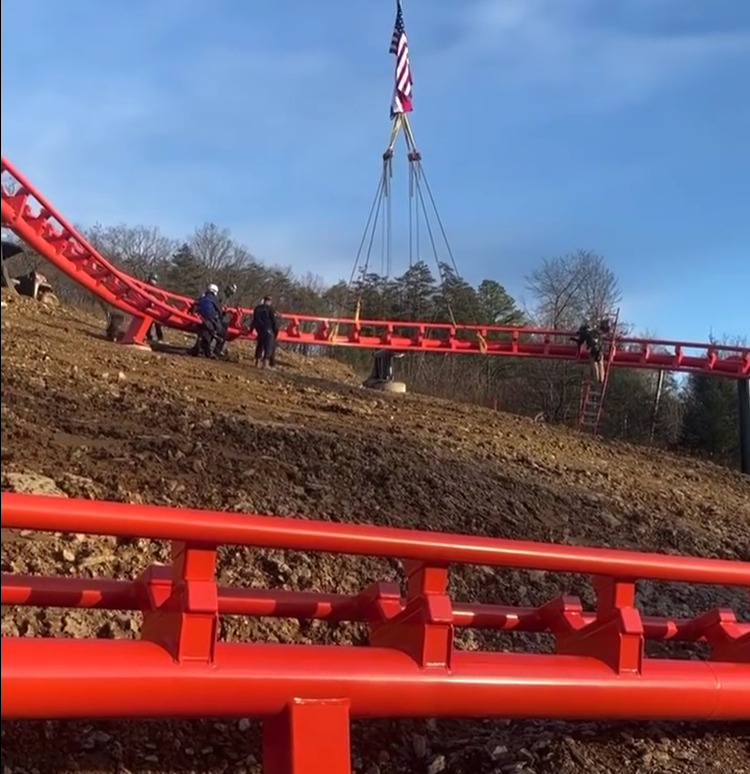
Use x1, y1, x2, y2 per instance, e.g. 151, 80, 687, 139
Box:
1, 292, 749, 774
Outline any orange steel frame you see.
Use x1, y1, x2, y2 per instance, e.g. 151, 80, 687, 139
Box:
1, 494, 749, 774
1, 155, 748, 377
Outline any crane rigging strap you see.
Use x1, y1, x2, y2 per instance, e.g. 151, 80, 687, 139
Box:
340, 112, 488, 353
327, 173, 388, 340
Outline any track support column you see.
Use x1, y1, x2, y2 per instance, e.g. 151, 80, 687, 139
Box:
119, 314, 153, 346
739, 378, 750, 476
262, 698, 352, 774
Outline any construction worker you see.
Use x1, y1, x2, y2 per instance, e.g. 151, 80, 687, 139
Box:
571, 322, 605, 384
212, 283, 240, 357
190, 283, 224, 357
1, 240, 24, 293
145, 273, 164, 343
223, 283, 238, 303
248, 295, 279, 367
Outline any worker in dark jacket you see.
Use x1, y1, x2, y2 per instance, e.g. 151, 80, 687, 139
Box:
249, 295, 279, 367
212, 283, 238, 357
571, 322, 605, 383
145, 273, 164, 344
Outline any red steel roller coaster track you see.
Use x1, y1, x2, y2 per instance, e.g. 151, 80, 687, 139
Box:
2, 492, 749, 725
1, 155, 748, 376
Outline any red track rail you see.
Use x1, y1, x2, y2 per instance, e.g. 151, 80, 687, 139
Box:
3, 573, 748, 643
2, 156, 748, 376
1, 493, 749, 774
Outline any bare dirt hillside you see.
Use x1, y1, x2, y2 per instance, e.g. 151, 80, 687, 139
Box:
1, 291, 749, 774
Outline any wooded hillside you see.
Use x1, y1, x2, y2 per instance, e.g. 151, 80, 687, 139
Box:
3, 220, 744, 469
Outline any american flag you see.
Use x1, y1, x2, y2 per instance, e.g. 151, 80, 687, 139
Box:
389, 0, 413, 115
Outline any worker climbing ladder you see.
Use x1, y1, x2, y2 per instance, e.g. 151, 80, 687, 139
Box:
576, 310, 620, 435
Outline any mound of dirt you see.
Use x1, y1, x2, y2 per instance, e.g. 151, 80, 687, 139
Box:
1, 294, 749, 774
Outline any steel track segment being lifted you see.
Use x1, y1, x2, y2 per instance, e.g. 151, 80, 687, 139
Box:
2, 156, 747, 376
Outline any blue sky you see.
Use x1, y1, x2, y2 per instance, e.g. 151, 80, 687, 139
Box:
1, 0, 748, 342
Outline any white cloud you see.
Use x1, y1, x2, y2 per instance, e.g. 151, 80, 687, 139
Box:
2, 0, 747, 294
423, 0, 750, 111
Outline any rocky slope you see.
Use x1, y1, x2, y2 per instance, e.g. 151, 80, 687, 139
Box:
1, 292, 748, 774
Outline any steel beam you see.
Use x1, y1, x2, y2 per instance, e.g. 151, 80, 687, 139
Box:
2, 638, 749, 721
3, 572, 748, 645
2, 493, 747, 586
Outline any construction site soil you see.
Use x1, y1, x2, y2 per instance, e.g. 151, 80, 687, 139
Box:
1, 291, 748, 774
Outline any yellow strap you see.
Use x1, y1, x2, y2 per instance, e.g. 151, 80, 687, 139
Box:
477, 332, 487, 354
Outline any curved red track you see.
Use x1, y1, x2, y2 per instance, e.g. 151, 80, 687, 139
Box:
2, 156, 748, 376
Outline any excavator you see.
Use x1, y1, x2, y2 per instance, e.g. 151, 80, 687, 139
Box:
1, 240, 58, 305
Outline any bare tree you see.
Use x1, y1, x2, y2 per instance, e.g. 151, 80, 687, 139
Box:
186, 223, 266, 299
508, 251, 623, 423
189, 223, 237, 273
526, 250, 621, 329
85, 223, 178, 278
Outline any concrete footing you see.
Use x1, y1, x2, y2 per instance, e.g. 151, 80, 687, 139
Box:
362, 378, 407, 394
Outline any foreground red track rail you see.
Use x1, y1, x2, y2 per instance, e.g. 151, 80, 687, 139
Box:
2, 156, 748, 376
1, 494, 749, 773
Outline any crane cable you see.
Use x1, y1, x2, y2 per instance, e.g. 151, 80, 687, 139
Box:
398, 114, 487, 353
336, 117, 435, 337
408, 150, 420, 270
333, 116, 487, 355
334, 130, 400, 336
407, 159, 487, 353
328, 173, 387, 340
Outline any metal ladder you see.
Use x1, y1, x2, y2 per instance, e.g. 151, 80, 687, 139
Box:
576, 309, 620, 435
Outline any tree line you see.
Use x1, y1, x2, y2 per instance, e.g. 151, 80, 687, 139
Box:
2, 220, 744, 469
